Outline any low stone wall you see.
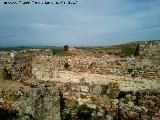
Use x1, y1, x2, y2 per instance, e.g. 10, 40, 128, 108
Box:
139, 41, 160, 58
0, 49, 53, 81
22, 80, 160, 120
59, 82, 160, 120
0, 51, 32, 81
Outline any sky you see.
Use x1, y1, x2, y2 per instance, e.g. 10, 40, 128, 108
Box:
0, 0, 160, 47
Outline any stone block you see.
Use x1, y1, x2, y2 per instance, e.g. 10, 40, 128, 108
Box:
80, 86, 89, 93
19, 85, 60, 120
93, 85, 102, 94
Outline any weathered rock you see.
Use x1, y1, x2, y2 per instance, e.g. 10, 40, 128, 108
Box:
19, 85, 60, 120
106, 82, 120, 99
80, 86, 89, 93
93, 85, 102, 94
0, 67, 4, 80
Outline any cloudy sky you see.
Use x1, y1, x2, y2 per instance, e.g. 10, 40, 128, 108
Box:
0, 0, 160, 47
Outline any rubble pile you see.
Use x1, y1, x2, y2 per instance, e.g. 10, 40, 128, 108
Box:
32, 54, 128, 77
32, 43, 160, 80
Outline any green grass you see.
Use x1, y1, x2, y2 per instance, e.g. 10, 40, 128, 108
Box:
89, 42, 138, 57
112, 43, 137, 57
51, 48, 71, 56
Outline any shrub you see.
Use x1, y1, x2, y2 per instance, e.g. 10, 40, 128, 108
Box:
64, 62, 70, 69
128, 68, 133, 74
3, 68, 12, 80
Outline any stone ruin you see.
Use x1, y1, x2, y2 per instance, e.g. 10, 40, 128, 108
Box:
0, 41, 160, 120
19, 85, 60, 120
0, 85, 61, 120
0, 49, 53, 81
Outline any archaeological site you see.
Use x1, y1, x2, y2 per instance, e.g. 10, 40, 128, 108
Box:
0, 40, 160, 120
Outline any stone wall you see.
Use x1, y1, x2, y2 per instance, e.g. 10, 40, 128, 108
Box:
19, 85, 60, 120
0, 49, 53, 81
0, 84, 61, 120
1, 79, 160, 120
139, 40, 160, 59
23, 80, 160, 120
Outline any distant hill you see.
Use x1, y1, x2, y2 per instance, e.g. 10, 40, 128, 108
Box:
0, 45, 61, 51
